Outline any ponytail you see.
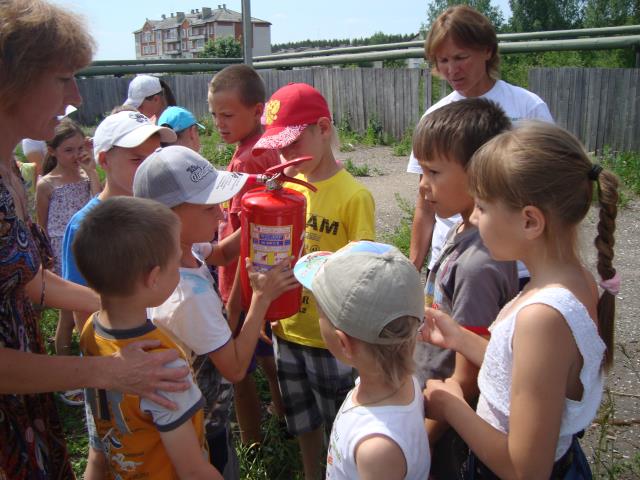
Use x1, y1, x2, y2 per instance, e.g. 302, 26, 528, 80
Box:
593, 168, 619, 370
42, 151, 57, 175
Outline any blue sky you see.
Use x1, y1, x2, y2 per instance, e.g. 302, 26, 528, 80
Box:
51, 0, 512, 60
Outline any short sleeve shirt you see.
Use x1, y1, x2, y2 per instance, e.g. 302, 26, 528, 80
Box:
149, 245, 234, 434
80, 316, 206, 479
272, 168, 376, 348
217, 132, 280, 302
413, 224, 518, 384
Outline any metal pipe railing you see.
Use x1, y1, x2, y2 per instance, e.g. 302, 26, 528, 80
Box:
252, 35, 640, 69
253, 24, 640, 61
77, 34, 640, 76
91, 58, 240, 66
91, 25, 640, 68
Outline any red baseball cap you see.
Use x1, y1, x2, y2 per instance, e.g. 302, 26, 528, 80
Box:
253, 83, 331, 154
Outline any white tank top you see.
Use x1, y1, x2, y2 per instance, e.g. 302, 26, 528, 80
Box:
477, 287, 605, 460
326, 376, 430, 479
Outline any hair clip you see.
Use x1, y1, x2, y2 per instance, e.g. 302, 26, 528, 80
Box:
599, 272, 620, 296
588, 164, 603, 181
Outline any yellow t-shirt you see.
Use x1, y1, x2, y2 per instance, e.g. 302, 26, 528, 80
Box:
273, 168, 375, 348
81, 316, 206, 479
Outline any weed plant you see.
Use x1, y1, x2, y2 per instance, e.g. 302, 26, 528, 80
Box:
392, 127, 413, 157
599, 149, 640, 208
382, 193, 415, 259
343, 158, 371, 177
199, 116, 235, 167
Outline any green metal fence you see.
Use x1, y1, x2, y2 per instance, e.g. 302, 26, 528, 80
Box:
78, 25, 640, 77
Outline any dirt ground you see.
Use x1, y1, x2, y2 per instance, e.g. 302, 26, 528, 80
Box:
349, 146, 640, 474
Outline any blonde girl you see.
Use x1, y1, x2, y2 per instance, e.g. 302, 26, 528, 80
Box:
422, 121, 618, 479
35, 118, 101, 361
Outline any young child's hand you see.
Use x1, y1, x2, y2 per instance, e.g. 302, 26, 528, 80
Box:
79, 137, 96, 172
423, 378, 464, 422
246, 257, 299, 303
419, 307, 461, 349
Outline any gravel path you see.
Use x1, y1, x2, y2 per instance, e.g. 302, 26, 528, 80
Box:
348, 146, 640, 475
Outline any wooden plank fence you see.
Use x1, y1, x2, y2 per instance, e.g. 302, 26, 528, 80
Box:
75, 68, 430, 139
76, 67, 639, 152
529, 67, 640, 152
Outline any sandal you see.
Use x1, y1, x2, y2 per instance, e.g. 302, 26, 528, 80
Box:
59, 389, 84, 406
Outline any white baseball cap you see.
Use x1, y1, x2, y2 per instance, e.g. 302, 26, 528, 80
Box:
124, 75, 163, 108
93, 111, 177, 158
133, 145, 249, 208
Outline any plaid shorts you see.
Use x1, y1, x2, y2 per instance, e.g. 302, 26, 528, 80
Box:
273, 336, 355, 437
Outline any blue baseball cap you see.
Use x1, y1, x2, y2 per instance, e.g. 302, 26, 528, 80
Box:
157, 106, 205, 133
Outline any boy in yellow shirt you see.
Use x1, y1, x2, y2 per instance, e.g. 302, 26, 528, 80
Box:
253, 83, 376, 479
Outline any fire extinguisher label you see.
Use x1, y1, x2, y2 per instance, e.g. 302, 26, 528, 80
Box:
249, 224, 293, 272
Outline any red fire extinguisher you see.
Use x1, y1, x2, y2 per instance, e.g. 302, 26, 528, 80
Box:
239, 156, 317, 321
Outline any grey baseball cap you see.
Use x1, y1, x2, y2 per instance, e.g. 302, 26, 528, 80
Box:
293, 241, 425, 344
133, 145, 249, 208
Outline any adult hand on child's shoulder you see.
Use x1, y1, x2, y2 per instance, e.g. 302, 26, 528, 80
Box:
108, 340, 190, 410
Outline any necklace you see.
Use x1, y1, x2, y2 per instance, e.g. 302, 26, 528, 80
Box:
339, 379, 409, 416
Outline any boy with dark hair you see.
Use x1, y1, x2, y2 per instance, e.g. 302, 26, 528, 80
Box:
75, 196, 222, 479
412, 97, 518, 478
208, 64, 283, 445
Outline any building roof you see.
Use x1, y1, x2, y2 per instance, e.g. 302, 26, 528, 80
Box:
133, 5, 270, 33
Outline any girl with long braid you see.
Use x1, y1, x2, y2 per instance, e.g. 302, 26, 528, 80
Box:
421, 121, 619, 479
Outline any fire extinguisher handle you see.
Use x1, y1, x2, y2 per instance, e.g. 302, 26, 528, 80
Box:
282, 175, 318, 192
265, 156, 318, 192
265, 156, 313, 175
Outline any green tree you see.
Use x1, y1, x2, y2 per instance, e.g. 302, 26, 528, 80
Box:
425, 0, 505, 31
508, 0, 584, 32
583, 0, 639, 27
199, 36, 242, 58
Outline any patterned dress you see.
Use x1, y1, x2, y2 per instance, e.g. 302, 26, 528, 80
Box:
0, 166, 73, 479
46, 179, 92, 275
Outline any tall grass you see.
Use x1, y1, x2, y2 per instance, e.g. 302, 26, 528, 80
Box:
599, 149, 640, 207
381, 193, 414, 259
199, 116, 235, 167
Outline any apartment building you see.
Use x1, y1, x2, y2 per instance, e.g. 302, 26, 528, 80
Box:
133, 4, 271, 59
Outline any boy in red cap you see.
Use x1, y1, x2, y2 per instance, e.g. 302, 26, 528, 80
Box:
253, 82, 376, 479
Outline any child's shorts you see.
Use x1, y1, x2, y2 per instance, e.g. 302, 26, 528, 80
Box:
462, 432, 592, 479
84, 394, 104, 452
273, 336, 355, 437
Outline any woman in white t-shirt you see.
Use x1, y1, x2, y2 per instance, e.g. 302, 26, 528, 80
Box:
407, 5, 553, 280
408, 6, 554, 478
